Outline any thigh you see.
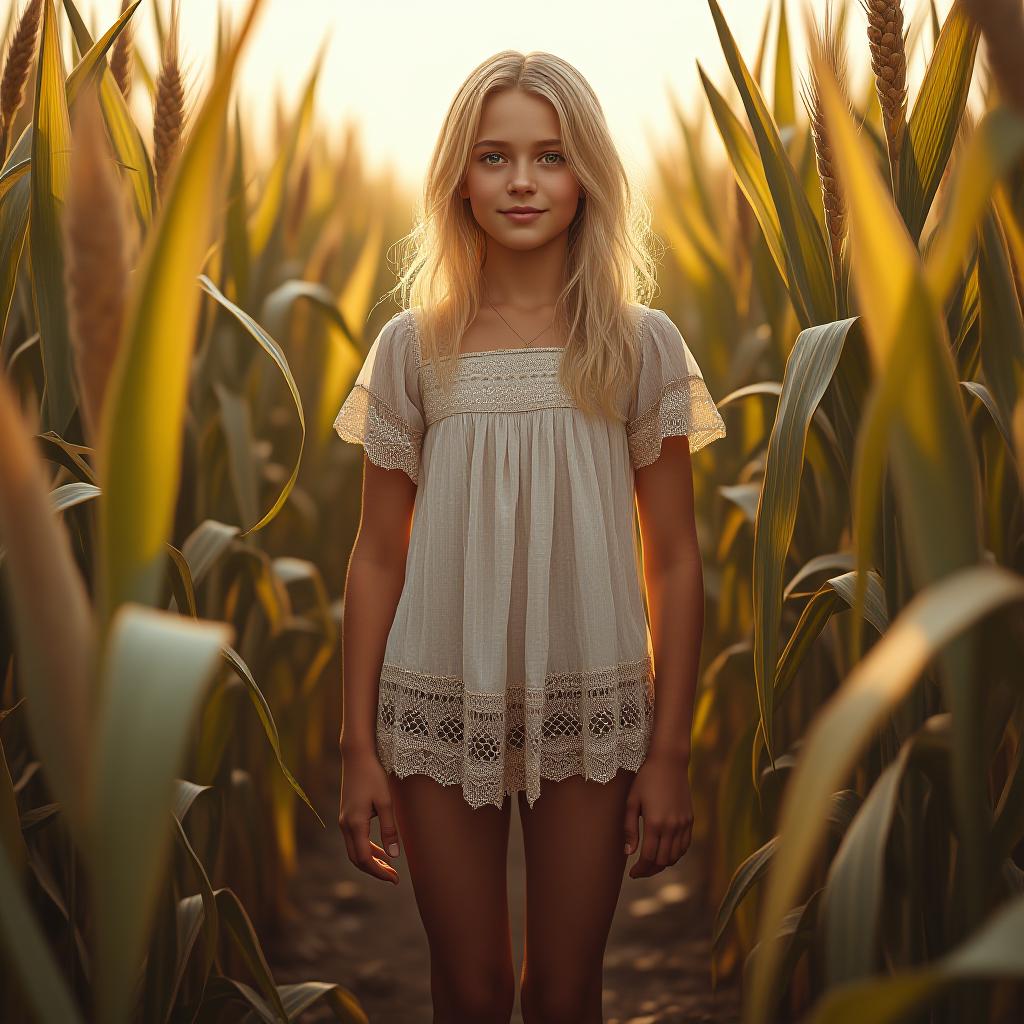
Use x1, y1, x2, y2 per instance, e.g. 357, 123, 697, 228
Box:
388, 772, 515, 1010
517, 770, 635, 1015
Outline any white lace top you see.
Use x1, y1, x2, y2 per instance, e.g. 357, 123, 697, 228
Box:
334, 304, 727, 809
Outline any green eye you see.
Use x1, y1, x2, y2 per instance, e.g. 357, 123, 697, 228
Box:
479, 152, 565, 165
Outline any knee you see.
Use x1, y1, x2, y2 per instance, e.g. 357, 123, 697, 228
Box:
433, 965, 515, 1023
520, 973, 600, 1024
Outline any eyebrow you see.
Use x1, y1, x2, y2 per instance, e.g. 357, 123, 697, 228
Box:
472, 138, 563, 149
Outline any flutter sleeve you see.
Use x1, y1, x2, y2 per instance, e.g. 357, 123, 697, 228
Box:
626, 307, 727, 469
333, 310, 425, 484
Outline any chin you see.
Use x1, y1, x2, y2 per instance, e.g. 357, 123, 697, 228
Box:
486, 219, 572, 246
492, 233, 556, 251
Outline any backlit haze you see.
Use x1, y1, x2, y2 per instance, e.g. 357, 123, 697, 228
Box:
82, 0, 954, 201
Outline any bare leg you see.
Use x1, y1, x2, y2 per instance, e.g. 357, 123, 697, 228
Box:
517, 769, 635, 1024
387, 772, 515, 1024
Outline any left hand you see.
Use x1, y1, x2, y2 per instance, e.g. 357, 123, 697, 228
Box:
623, 749, 693, 878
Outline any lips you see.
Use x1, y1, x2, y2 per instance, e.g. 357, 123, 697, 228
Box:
501, 207, 543, 213
500, 208, 546, 223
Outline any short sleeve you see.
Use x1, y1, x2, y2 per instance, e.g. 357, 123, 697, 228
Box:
626, 307, 727, 468
333, 310, 425, 484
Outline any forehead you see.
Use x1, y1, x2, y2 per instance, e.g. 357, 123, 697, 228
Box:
475, 88, 561, 141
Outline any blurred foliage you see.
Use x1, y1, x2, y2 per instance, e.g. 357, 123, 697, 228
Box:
661, 1, 1024, 1022
0, 0, 396, 1020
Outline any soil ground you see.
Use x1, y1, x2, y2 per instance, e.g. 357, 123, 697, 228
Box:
265, 771, 743, 1024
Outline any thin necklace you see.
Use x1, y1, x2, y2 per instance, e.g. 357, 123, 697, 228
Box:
482, 282, 557, 348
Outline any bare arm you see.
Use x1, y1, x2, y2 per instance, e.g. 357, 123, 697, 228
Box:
633, 433, 705, 762
338, 455, 417, 756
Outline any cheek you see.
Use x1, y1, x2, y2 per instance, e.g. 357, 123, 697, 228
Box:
550, 171, 582, 204
465, 165, 498, 196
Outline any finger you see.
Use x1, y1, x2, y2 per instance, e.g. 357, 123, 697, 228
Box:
340, 820, 358, 868
655, 829, 675, 869
668, 827, 686, 863
629, 821, 661, 878
339, 804, 361, 866
352, 817, 399, 884
368, 839, 399, 880
679, 819, 696, 860
376, 796, 401, 860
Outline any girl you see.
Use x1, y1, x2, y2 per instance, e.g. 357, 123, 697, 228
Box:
335, 49, 727, 1024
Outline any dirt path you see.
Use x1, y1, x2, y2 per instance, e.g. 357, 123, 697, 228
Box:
266, 772, 742, 1024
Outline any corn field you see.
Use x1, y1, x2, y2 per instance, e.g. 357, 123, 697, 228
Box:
0, 0, 1023, 1022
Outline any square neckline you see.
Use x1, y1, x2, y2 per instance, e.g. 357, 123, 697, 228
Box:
404, 309, 569, 361
456, 345, 567, 358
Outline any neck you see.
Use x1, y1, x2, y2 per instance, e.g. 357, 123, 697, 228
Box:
480, 233, 569, 309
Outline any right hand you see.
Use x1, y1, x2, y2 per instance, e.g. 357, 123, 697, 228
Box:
338, 747, 402, 885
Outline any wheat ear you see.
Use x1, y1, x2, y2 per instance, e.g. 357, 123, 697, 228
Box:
860, 0, 908, 179
0, 0, 43, 160
110, 0, 135, 100
153, 0, 185, 201
62, 84, 131, 447
801, 0, 851, 278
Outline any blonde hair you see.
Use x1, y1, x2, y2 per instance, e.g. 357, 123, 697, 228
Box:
384, 49, 663, 421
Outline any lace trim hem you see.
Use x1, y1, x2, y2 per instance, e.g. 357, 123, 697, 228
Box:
375, 656, 656, 810
333, 383, 423, 484
627, 374, 727, 468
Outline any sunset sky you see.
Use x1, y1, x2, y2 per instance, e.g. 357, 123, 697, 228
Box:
82, 0, 949, 194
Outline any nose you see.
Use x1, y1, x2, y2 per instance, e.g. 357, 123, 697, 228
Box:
507, 183, 537, 201
507, 160, 536, 193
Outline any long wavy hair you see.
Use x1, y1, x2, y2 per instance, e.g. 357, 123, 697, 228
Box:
383, 49, 663, 421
